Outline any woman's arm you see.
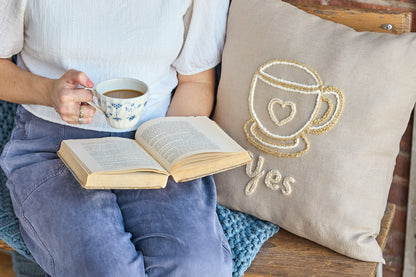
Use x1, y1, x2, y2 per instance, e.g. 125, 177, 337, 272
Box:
0, 58, 53, 105
0, 58, 96, 124
166, 67, 216, 117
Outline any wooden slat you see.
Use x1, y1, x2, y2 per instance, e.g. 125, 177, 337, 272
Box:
294, 4, 412, 34
0, 241, 13, 252
376, 203, 396, 250
245, 203, 396, 277
0, 251, 15, 277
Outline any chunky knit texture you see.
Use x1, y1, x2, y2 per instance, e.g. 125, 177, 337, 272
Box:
0, 102, 30, 257
216, 204, 279, 277
0, 101, 279, 277
11, 252, 47, 277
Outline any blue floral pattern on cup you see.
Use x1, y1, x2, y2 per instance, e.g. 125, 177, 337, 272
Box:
89, 78, 149, 129
97, 92, 148, 129
98, 98, 147, 122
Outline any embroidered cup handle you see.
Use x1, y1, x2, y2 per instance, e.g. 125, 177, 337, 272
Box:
308, 86, 344, 134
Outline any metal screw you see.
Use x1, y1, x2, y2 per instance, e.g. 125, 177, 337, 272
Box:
382, 24, 393, 30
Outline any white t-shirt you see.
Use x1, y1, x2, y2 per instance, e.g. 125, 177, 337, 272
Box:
0, 0, 229, 132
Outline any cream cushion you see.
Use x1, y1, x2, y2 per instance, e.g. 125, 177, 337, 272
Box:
213, 0, 416, 262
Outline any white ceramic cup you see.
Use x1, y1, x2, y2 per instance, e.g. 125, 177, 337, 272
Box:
86, 78, 149, 129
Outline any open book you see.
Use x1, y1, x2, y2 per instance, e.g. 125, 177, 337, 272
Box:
57, 116, 252, 189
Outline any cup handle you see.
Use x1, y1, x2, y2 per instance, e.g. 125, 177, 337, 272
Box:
308, 86, 344, 134
84, 88, 104, 114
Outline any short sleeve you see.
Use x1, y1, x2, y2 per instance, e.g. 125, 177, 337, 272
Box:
0, 0, 27, 58
172, 0, 230, 75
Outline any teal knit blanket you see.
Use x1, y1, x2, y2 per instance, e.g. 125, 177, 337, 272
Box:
0, 101, 279, 277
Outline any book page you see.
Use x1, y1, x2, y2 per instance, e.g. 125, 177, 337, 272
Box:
135, 116, 245, 171
64, 137, 167, 173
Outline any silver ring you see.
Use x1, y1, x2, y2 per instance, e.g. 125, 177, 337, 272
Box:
78, 105, 84, 124
79, 105, 84, 118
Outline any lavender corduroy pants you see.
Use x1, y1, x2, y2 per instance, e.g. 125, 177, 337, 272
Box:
0, 106, 233, 277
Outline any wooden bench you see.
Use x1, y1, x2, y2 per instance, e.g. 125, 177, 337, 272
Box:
0, 241, 12, 252
0, 3, 412, 277
246, 203, 395, 277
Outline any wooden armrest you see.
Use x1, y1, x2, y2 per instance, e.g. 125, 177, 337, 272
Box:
294, 4, 412, 34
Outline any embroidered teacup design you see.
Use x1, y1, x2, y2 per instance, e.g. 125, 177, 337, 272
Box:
244, 60, 344, 158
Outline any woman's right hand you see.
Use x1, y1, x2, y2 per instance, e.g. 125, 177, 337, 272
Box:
49, 69, 97, 125
0, 59, 97, 125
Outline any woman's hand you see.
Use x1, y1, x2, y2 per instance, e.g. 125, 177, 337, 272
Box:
0, 59, 97, 125
49, 70, 96, 125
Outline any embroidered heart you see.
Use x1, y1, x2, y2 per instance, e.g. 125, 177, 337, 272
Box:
268, 98, 296, 127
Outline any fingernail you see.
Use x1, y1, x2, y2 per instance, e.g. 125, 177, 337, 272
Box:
87, 80, 94, 87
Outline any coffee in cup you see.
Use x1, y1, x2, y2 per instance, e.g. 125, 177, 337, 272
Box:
86, 78, 149, 129
102, 89, 144, 99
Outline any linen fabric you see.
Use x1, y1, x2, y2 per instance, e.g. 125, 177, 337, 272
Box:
213, 0, 416, 262
0, 0, 229, 132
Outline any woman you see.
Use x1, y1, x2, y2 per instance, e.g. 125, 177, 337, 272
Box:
0, 1, 232, 276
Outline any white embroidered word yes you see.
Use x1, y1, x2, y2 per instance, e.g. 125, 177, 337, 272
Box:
245, 152, 295, 196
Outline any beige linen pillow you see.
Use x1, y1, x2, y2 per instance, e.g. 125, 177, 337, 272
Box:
213, 0, 416, 263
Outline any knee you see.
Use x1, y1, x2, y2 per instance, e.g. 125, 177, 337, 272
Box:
83, 258, 142, 277
59, 248, 145, 277
173, 244, 233, 277
145, 242, 233, 277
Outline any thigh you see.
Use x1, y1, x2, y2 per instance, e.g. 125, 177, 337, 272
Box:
115, 176, 233, 277
1, 108, 145, 277
8, 159, 146, 277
